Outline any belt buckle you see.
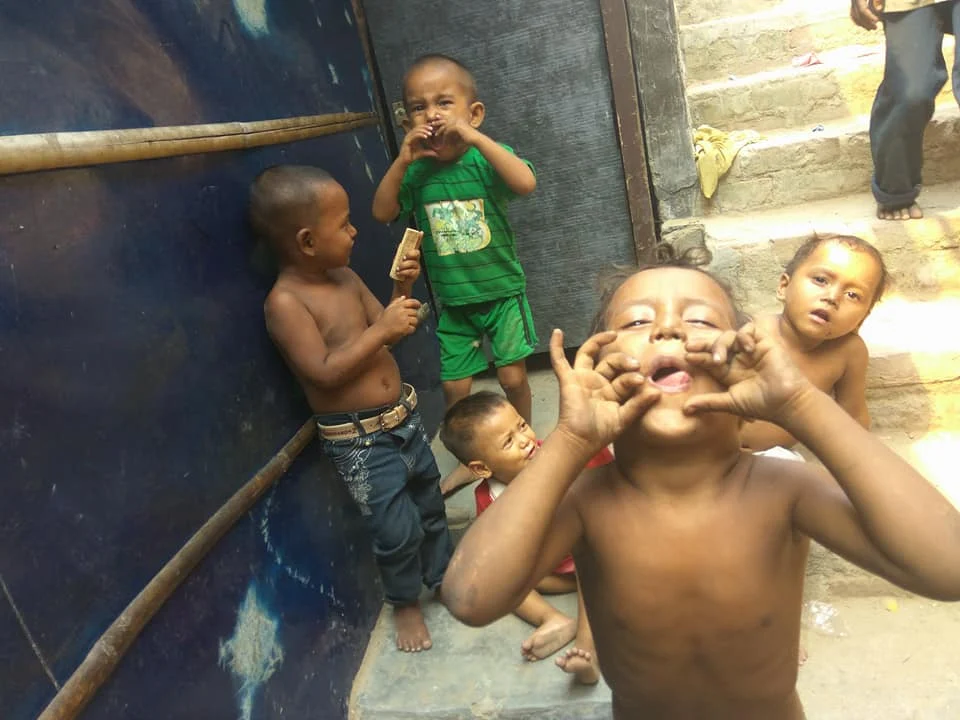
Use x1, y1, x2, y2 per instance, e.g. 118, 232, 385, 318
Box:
380, 407, 401, 431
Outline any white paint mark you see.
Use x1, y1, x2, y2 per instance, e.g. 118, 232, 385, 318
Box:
219, 583, 285, 720
233, 0, 269, 36
344, 7, 353, 25
315, 13, 322, 27
9, 263, 20, 322
259, 490, 312, 586
328, 62, 339, 85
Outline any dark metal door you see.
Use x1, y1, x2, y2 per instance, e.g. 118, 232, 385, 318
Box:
361, 0, 644, 347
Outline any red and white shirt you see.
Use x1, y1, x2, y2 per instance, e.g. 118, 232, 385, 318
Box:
473, 443, 616, 576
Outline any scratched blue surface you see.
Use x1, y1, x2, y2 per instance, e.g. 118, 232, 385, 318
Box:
0, 3, 441, 719
0, 0, 377, 134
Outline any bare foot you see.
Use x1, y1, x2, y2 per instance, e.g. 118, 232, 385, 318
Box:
877, 202, 923, 220
394, 603, 432, 652
556, 646, 601, 685
520, 614, 576, 661
440, 464, 476, 498
799, 644, 808, 666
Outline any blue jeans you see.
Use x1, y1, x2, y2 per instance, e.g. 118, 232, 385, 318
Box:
319, 408, 452, 605
870, 0, 959, 207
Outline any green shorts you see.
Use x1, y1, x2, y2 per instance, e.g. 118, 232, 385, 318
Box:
437, 293, 539, 382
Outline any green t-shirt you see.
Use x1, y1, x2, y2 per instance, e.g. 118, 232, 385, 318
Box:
398, 144, 534, 307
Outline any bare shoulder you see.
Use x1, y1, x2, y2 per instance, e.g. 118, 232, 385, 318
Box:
264, 281, 307, 321
747, 451, 826, 504
568, 460, 620, 511
840, 332, 869, 364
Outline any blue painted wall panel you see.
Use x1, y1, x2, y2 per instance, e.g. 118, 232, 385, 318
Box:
0, 4, 440, 719
0, 0, 378, 134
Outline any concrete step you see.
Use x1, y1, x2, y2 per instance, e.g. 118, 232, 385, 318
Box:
671, 181, 960, 307
803, 430, 960, 599
677, 0, 834, 32
680, 5, 880, 84
707, 104, 960, 213
860, 299, 960, 433
689, 40, 956, 133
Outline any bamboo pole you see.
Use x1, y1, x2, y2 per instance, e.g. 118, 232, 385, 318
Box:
0, 112, 378, 176
37, 418, 318, 720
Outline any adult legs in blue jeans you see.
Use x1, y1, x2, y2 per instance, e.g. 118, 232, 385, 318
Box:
870, 1, 956, 219
323, 413, 452, 652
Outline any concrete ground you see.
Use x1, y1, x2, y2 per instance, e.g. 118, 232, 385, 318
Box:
351, 364, 960, 719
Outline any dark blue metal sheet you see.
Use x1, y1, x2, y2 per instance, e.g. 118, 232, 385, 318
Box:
0, 0, 378, 134
0, 584, 56, 716
0, 3, 441, 716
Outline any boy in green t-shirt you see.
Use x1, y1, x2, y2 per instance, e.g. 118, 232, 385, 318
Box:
373, 53, 538, 496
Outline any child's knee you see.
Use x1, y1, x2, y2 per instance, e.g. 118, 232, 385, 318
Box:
373, 514, 425, 561
497, 363, 529, 393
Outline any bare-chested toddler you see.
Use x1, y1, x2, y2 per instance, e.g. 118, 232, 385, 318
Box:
743, 234, 888, 455
442, 254, 960, 719
251, 165, 452, 653
440, 391, 613, 683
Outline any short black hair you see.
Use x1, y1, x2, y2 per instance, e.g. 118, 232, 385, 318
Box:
248, 165, 334, 255
403, 53, 477, 105
591, 243, 748, 333
784, 234, 888, 307
439, 391, 510, 465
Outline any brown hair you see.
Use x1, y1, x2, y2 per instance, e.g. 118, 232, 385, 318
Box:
403, 53, 478, 105
591, 243, 748, 333
439, 391, 510, 465
248, 165, 334, 256
784, 234, 888, 307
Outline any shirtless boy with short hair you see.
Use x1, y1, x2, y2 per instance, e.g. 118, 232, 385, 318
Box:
443, 256, 960, 719
252, 165, 452, 652
742, 234, 888, 452
440, 391, 611, 683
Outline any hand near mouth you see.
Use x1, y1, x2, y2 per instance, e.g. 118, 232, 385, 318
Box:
431, 116, 479, 146
682, 323, 813, 423
550, 329, 660, 454
399, 125, 439, 164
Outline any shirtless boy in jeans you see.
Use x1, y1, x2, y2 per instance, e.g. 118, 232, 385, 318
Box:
443, 257, 960, 719
251, 165, 452, 652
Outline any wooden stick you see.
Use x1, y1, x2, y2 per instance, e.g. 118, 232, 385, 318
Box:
0, 112, 378, 176
37, 419, 317, 720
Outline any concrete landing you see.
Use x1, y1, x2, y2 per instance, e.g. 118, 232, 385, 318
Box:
350, 593, 612, 720
349, 583, 960, 719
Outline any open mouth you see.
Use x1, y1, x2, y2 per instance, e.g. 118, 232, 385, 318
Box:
648, 358, 693, 393
809, 309, 830, 324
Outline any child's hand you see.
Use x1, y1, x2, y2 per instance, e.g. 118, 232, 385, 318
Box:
432, 116, 480, 147
393, 247, 421, 285
551, 329, 660, 454
399, 126, 438, 164
377, 296, 421, 344
682, 323, 814, 424
850, 0, 880, 31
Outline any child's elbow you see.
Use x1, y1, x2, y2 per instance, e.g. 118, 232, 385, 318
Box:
371, 205, 394, 224
516, 174, 537, 196
441, 577, 503, 627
